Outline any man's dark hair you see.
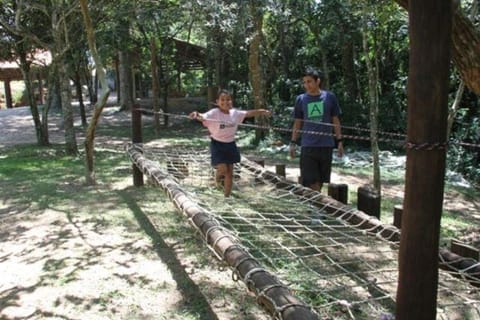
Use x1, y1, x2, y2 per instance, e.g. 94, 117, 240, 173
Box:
303, 67, 325, 83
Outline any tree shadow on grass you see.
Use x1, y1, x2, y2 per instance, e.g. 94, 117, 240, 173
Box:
117, 189, 219, 320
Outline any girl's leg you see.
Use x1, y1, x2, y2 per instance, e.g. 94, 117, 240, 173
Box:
223, 164, 234, 197
215, 164, 227, 188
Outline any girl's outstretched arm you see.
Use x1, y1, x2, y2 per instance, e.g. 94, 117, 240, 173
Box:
245, 109, 271, 118
188, 111, 204, 121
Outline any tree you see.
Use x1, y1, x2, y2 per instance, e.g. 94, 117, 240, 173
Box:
360, 7, 381, 194
50, 1, 78, 155
395, 0, 480, 95
248, 0, 268, 142
79, 0, 111, 185
0, 1, 50, 146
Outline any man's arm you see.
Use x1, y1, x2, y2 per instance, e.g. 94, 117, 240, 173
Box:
332, 116, 344, 157
291, 119, 302, 143
289, 119, 302, 159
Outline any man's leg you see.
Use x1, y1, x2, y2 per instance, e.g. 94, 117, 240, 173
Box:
309, 182, 323, 193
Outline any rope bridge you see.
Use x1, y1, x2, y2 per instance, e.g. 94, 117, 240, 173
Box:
127, 143, 480, 320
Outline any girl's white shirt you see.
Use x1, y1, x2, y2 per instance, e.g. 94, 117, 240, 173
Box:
201, 108, 247, 143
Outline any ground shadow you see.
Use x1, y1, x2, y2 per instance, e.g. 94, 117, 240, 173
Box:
117, 189, 219, 320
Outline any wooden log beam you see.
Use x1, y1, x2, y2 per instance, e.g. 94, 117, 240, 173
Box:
126, 146, 318, 320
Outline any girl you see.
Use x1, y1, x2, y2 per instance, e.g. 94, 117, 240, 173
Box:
189, 89, 271, 197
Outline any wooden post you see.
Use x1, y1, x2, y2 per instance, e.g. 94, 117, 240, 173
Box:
357, 186, 380, 219
328, 183, 348, 204
275, 164, 286, 177
132, 104, 144, 186
396, 1, 453, 319
393, 204, 403, 229
450, 240, 479, 261
4, 80, 12, 109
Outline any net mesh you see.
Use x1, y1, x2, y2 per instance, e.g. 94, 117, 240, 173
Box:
136, 143, 480, 320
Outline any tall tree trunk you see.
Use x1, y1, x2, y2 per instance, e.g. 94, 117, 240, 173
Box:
248, 1, 267, 142
150, 38, 161, 134
446, 2, 476, 138
19, 53, 48, 146
396, 1, 452, 319
341, 40, 358, 101
447, 80, 464, 137
119, 50, 134, 112
362, 23, 381, 194
75, 71, 87, 127
58, 59, 78, 155
80, 0, 111, 185
395, 0, 480, 95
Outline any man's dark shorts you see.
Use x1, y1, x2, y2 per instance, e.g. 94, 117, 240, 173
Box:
300, 147, 333, 187
210, 138, 241, 166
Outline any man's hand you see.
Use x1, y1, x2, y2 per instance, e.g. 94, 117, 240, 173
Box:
337, 142, 344, 157
289, 143, 296, 159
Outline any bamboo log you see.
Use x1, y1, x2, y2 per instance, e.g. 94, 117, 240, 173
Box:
126, 145, 318, 320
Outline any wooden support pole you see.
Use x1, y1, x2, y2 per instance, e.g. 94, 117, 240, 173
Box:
396, 1, 453, 319
132, 104, 144, 186
357, 186, 381, 219
328, 183, 348, 204
4, 80, 12, 109
393, 205, 403, 229
275, 164, 286, 177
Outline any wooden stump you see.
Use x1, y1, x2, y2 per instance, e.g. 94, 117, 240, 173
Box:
393, 204, 403, 229
357, 186, 381, 219
328, 183, 348, 204
275, 164, 286, 177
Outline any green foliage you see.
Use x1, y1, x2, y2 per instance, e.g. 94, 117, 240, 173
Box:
447, 94, 480, 186
2, 0, 479, 188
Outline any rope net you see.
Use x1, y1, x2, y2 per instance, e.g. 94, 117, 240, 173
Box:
135, 143, 480, 320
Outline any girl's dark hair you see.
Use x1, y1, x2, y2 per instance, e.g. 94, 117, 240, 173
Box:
216, 88, 231, 98
210, 88, 232, 107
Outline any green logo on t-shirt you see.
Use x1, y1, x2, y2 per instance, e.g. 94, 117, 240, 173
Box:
307, 101, 324, 119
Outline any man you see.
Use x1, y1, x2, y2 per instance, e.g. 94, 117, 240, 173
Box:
289, 68, 344, 192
